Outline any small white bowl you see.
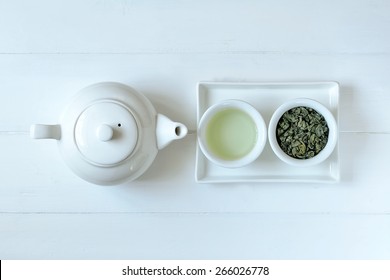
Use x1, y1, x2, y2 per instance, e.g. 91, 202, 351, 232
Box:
198, 100, 267, 168
268, 98, 337, 166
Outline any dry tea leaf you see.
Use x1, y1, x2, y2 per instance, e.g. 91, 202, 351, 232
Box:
276, 106, 329, 159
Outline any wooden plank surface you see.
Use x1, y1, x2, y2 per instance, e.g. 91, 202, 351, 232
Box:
1, 0, 389, 259
0, 133, 389, 214
0, 0, 389, 54
1, 213, 390, 259
1, 54, 390, 132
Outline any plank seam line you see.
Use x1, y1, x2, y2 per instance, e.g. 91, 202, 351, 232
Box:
0, 211, 389, 216
1, 51, 390, 56
1, 131, 390, 135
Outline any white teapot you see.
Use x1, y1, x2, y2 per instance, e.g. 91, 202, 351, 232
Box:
30, 82, 188, 185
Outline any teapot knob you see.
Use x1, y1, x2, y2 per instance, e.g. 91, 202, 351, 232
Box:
96, 124, 114, 142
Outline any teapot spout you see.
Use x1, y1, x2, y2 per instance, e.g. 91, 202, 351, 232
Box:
156, 114, 188, 150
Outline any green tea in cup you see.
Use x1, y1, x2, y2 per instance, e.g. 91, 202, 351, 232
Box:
198, 100, 267, 168
205, 108, 257, 160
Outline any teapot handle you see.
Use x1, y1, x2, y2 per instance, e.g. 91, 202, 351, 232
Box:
30, 124, 61, 140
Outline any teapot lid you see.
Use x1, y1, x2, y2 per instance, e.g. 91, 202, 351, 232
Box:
75, 101, 138, 166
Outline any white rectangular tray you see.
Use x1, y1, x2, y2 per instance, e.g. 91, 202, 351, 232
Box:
195, 82, 340, 183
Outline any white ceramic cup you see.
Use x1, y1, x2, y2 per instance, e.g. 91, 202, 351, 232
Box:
268, 98, 337, 166
198, 99, 267, 168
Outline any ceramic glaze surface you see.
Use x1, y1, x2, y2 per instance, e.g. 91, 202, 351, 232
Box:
30, 82, 187, 185
75, 101, 138, 165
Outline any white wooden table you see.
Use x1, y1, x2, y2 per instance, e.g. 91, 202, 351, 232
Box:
1, 0, 390, 259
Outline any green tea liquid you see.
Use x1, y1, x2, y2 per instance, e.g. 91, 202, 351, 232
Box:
206, 108, 257, 160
